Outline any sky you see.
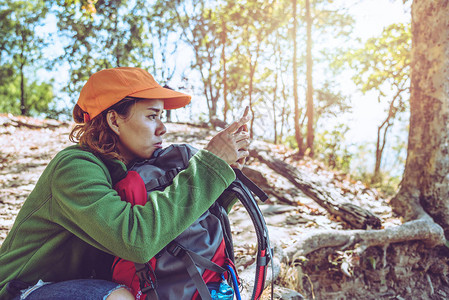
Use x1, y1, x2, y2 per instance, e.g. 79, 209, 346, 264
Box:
351, 0, 410, 39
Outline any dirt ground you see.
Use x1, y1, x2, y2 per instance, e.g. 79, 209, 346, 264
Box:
1, 116, 449, 299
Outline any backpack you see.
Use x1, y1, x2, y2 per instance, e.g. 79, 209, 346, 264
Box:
111, 144, 272, 300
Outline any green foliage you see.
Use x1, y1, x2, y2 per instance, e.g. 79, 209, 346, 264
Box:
284, 134, 299, 150
305, 0, 355, 40
314, 124, 352, 173
166, 0, 224, 118
284, 122, 353, 170
147, 1, 180, 83
314, 81, 352, 119
0, 0, 55, 116
289, 123, 402, 197
26, 79, 54, 115
350, 143, 402, 197
373, 171, 401, 197
346, 23, 411, 95
0, 72, 54, 116
0, 71, 20, 113
353, 168, 401, 197
52, 0, 155, 99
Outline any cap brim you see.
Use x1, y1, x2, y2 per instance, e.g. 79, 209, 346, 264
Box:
129, 87, 191, 110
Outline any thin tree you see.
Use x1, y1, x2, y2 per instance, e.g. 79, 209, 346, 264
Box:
292, 0, 304, 154
14, 0, 48, 115
299, 0, 354, 157
305, 0, 314, 157
221, 19, 229, 123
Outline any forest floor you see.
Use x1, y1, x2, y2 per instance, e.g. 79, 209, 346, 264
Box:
1, 114, 449, 299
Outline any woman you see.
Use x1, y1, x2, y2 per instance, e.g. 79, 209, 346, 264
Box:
0, 67, 250, 300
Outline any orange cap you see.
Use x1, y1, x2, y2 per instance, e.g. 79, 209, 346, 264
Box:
77, 67, 191, 120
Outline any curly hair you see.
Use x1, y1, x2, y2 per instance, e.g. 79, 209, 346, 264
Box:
69, 98, 137, 162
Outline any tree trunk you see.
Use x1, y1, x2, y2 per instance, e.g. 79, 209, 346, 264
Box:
372, 101, 394, 183
20, 61, 26, 116
19, 38, 26, 116
247, 35, 262, 139
113, 6, 121, 67
391, 0, 449, 233
305, 0, 314, 157
273, 64, 278, 144
248, 65, 255, 138
292, 0, 304, 155
372, 88, 405, 184
221, 21, 229, 123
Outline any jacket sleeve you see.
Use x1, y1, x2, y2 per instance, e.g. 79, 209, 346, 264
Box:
50, 149, 235, 263
218, 191, 239, 214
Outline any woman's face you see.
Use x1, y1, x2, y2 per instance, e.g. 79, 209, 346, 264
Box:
113, 99, 166, 164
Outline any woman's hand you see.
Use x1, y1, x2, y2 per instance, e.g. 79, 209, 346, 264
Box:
204, 108, 251, 168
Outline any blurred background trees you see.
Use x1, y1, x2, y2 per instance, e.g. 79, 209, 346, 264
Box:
0, 0, 412, 194
0, 0, 53, 116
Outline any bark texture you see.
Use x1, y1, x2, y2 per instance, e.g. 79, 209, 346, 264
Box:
390, 1, 449, 235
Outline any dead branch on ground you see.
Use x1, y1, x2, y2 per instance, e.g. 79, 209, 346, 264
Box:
250, 146, 381, 230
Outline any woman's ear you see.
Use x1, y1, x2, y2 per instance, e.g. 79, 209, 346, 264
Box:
107, 110, 120, 136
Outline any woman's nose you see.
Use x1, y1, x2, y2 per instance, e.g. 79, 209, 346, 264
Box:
156, 120, 166, 136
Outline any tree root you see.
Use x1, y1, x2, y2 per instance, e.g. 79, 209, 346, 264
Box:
242, 217, 445, 297
283, 218, 445, 264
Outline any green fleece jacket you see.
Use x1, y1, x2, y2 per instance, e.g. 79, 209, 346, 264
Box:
0, 145, 236, 299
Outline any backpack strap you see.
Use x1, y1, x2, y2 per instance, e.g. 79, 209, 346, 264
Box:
229, 169, 273, 300
134, 144, 196, 192
144, 167, 184, 191
166, 241, 226, 300
209, 202, 235, 262
235, 169, 269, 202
135, 262, 159, 300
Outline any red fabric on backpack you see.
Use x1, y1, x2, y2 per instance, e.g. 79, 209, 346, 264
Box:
113, 171, 150, 299
191, 240, 239, 300
114, 171, 147, 206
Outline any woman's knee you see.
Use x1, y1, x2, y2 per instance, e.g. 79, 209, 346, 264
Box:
106, 287, 134, 300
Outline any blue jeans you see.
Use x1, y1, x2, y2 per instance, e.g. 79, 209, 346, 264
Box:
12, 279, 127, 300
